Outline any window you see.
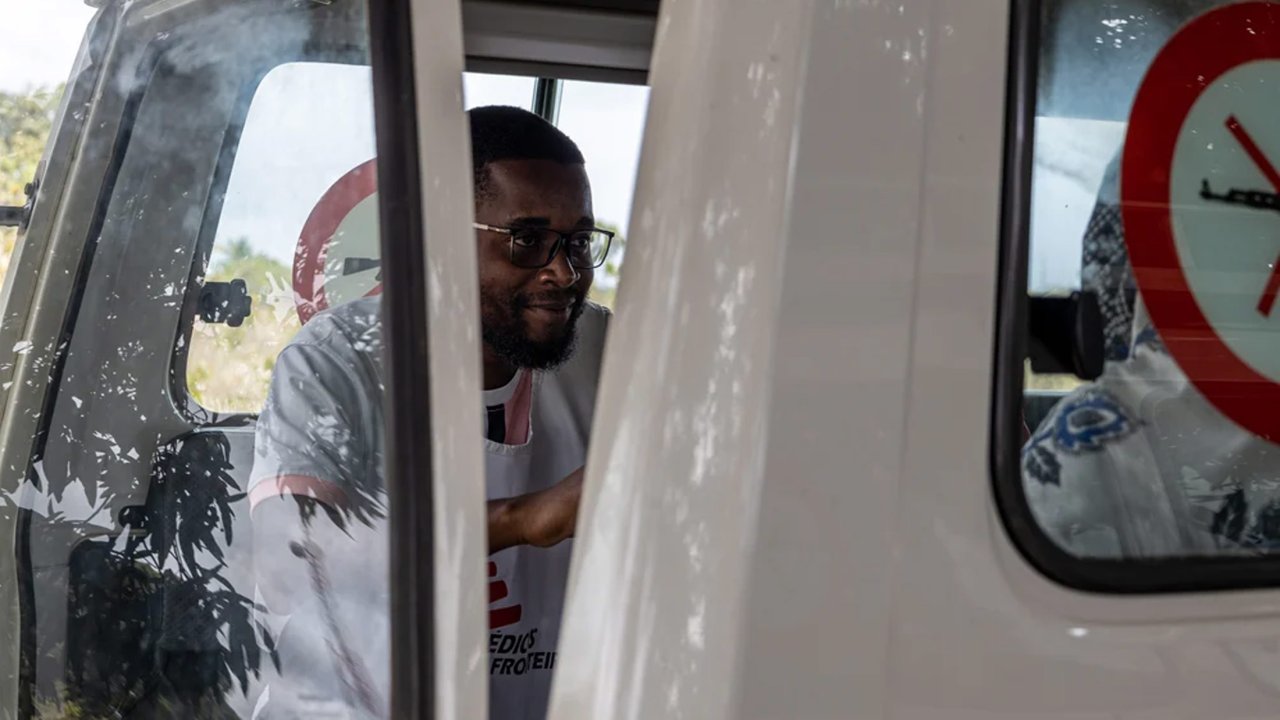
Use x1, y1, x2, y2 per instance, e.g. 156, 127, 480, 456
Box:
998, 0, 1280, 591
464, 72, 538, 108
189, 69, 536, 414
188, 62, 374, 414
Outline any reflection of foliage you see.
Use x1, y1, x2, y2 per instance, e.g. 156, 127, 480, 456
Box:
57, 433, 276, 717
188, 238, 299, 413
0, 84, 62, 290
145, 433, 279, 703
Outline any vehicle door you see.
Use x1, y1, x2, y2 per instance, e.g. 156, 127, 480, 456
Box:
0, 0, 486, 717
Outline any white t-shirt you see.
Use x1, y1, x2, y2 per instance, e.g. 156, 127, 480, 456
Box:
249, 295, 609, 719
480, 314, 606, 719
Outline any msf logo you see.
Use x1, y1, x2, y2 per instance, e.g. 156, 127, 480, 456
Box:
489, 562, 522, 629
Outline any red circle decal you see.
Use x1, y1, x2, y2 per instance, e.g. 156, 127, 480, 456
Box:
294, 159, 381, 324
1121, 1, 1280, 442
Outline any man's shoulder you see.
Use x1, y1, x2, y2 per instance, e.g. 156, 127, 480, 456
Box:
569, 302, 610, 368
534, 302, 610, 400
578, 301, 610, 342
286, 297, 384, 357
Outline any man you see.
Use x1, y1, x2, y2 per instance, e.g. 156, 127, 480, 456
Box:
247, 105, 613, 719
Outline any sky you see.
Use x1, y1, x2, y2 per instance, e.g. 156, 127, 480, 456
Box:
0, 0, 97, 92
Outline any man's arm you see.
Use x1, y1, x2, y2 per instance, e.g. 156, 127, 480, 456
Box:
248, 337, 392, 714
488, 466, 584, 554
251, 482, 355, 614
255, 464, 585, 607
251, 489, 389, 716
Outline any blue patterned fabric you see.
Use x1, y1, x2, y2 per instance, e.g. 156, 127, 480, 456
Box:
1080, 156, 1137, 362
1022, 388, 1138, 486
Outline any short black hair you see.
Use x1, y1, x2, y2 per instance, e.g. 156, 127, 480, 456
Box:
468, 105, 585, 201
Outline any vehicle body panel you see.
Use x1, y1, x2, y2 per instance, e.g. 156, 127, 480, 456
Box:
549, 0, 810, 717
11, 0, 1280, 718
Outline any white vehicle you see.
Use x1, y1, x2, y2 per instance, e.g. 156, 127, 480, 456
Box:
3, 0, 1280, 717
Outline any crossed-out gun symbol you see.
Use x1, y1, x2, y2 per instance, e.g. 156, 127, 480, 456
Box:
1198, 115, 1280, 318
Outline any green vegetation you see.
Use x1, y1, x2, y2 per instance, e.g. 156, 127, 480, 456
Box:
187, 239, 300, 412
0, 85, 62, 282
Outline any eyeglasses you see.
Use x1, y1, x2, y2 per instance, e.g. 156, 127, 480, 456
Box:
473, 222, 615, 270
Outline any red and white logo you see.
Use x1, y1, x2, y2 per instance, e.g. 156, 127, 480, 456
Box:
1122, 1, 1280, 442
488, 561, 522, 630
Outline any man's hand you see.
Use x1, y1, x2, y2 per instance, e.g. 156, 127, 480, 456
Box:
488, 467, 584, 554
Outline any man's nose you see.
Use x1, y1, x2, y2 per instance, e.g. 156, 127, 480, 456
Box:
539, 244, 579, 288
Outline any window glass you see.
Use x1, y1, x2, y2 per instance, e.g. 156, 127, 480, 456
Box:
188, 62, 373, 413
1013, 0, 1280, 573
555, 80, 649, 308
14, 3, 403, 715
189, 70, 534, 414
465, 73, 537, 108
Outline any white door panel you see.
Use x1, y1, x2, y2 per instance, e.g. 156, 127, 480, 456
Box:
408, 0, 490, 717
549, 1, 812, 718
736, 0, 938, 717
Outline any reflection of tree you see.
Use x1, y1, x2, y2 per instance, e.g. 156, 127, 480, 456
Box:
54, 433, 277, 718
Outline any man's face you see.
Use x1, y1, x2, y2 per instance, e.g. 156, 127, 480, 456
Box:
476, 158, 595, 370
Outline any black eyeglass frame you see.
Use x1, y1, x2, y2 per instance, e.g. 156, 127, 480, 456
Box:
473, 221, 615, 270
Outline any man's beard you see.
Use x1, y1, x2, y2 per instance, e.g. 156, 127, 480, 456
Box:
480, 287, 586, 370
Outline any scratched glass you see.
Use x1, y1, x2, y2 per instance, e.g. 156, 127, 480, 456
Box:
1019, 0, 1280, 560
7, 2, 400, 716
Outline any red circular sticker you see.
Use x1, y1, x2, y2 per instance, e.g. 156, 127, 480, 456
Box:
294, 159, 382, 324
1122, 1, 1280, 442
